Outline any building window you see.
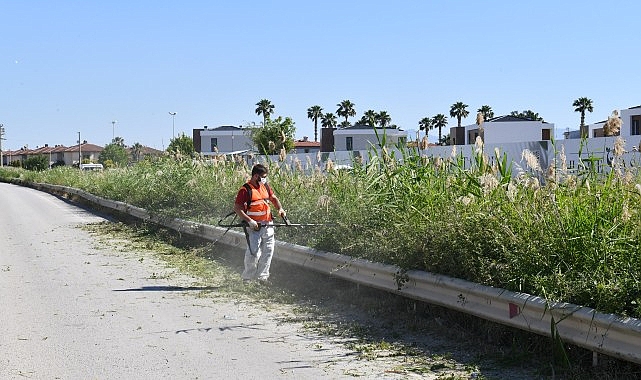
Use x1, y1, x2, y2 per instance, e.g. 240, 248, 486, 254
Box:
346, 136, 353, 151
632, 120, 640, 136
210, 138, 218, 151
542, 129, 551, 140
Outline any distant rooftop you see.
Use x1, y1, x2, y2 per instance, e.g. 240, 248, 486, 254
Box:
204, 125, 244, 131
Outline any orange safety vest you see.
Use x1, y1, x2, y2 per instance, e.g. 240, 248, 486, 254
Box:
244, 182, 272, 222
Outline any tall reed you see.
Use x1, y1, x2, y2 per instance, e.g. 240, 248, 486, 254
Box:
3, 141, 641, 318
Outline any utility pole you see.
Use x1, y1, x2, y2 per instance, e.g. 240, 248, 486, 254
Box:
78, 131, 81, 167
0, 124, 5, 167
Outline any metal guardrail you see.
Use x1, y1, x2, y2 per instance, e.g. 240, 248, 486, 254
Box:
18, 180, 641, 365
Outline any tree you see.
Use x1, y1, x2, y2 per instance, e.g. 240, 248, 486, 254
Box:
359, 110, 377, 127
510, 110, 544, 121
477, 105, 494, 121
573, 97, 594, 138
250, 116, 296, 155
336, 100, 356, 125
167, 133, 195, 157
449, 101, 469, 128
432, 114, 448, 145
321, 113, 337, 129
439, 133, 451, 146
376, 111, 391, 128
24, 155, 48, 171
418, 117, 433, 139
99, 143, 129, 167
255, 99, 275, 125
131, 142, 144, 162
306, 105, 323, 142
112, 136, 126, 147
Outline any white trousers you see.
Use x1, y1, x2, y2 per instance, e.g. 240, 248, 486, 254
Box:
241, 226, 275, 281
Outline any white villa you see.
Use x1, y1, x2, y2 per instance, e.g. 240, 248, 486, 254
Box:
450, 115, 554, 146
586, 105, 641, 138
193, 126, 254, 155
332, 124, 407, 151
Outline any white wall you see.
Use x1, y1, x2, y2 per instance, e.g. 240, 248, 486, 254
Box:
483, 120, 554, 144
238, 134, 641, 179
424, 135, 641, 177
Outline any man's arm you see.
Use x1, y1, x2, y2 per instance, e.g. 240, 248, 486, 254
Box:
269, 193, 286, 218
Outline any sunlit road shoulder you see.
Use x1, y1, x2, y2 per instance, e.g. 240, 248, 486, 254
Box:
0, 183, 409, 379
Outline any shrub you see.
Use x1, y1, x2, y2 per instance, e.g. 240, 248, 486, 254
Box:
23, 155, 49, 171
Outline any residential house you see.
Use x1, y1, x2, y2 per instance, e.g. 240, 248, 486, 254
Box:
128, 145, 164, 162
586, 105, 641, 138
450, 115, 555, 146
333, 125, 407, 151
2, 142, 103, 167
193, 126, 253, 155
293, 137, 320, 154
65, 142, 103, 165
623, 106, 641, 137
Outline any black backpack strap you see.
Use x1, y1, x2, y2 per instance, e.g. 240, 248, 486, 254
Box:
242, 183, 252, 210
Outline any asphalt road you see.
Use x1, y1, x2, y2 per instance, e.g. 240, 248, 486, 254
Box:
0, 183, 403, 379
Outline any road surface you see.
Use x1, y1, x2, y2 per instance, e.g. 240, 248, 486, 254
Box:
0, 183, 411, 379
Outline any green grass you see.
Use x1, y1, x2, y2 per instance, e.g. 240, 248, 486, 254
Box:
3, 140, 641, 319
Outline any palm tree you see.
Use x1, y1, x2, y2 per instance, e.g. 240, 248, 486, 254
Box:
360, 109, 377, 127
432, 114, 448, 145
573, 97, 594, 138
418, 117, 432, 139
336, 100, 356, 125
112, 136, 126, 147
449, 101, 469, 128
477, 105, 494, 121
376, 111, 391, 128
510, 110, 544, 121
131, 142, 143, 162
522, 110, 543, 121
307, 105, 323, 142
255, 99, 274, 125
321, 112, 337, 129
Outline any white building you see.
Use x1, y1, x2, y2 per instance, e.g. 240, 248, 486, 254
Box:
586, 105, 641, 138
450, 115, 554, 146
193, 126, 253, 155
333, 125, 407, 151
622, 106, 641, 137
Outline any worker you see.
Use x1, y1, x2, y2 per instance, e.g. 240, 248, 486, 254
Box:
233, 164, 286, 283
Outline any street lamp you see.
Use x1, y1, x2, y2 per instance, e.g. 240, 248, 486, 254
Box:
169, 112, 177, 138
111, 120, 117, 141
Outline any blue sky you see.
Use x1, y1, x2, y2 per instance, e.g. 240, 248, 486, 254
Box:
2, 1, 640, 150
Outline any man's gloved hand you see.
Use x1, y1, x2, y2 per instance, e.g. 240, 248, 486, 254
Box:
278, 208, 286, 219
248, 219, 260, 231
